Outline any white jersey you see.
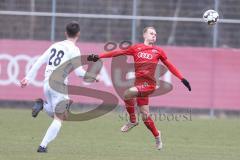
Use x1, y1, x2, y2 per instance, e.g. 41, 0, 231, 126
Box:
26, 40, 86, 84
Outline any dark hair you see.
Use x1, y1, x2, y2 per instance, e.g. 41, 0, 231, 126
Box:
66, 21, 80, 38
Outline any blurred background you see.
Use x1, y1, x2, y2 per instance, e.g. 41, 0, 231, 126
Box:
1, 0, 240, 47
0, 0, 240, 117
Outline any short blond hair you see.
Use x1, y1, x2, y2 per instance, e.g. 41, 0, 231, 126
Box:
143, 26, 156, 34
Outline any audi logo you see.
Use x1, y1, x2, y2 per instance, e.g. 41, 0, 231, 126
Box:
137, 52, 153, 59
0, 54, 42, 87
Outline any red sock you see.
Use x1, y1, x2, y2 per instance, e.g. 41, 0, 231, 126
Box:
124, 99, 136, 123
144, 116, 159, 137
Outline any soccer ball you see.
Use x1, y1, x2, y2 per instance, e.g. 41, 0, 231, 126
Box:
203, 10, 219, 25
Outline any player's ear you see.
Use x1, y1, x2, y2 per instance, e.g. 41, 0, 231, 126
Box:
76, 31, 80, 38
64, 32, 68, 38
143, 32, 146, 39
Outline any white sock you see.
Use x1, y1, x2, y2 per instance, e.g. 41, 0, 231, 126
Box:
40, 119, 62, 148
43, 102, 54, 118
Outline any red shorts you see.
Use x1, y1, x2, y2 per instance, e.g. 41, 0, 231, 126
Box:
135, 82, 156, 106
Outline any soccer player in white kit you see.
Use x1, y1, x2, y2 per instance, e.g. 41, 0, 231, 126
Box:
20, 21, 95, 153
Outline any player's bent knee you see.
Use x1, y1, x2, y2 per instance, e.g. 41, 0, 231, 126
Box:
140, 110, 149, 121
54, 100, 71, 121
129, 87, 138, 93
123, 90, 131, 100
137, 97, 149, 106
55, 111, 68, 121
123, 87, 138, 100
141, 112, 149, 121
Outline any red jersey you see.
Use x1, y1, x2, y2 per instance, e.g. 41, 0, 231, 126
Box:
99, 43, 183, 86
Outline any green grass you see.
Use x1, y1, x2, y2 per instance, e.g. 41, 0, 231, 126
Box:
0, 108, 240, 160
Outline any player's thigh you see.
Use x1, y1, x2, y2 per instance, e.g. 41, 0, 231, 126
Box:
139, 105, 150, 113
50, 90, 70, 116
136, 84, 155, 97
137, 96, 149, 106
123, 86, 139, 99
43, 83, 53, 110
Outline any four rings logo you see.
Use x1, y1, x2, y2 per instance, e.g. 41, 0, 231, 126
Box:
137, 52, 153, 60
0, 54, 42, 86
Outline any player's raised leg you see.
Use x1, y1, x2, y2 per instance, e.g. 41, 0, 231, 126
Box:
32, 77, 56, 118
120, 87, 139, 132
32, 98, 55, 118
32, 98, 44, 118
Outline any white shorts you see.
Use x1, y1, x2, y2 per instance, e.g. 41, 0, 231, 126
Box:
43, 82, 69, 114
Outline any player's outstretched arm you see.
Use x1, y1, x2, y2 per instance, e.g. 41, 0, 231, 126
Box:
20, 49, 49, 88
87, 47, 134, 62
87, 50, 124, 62
162, 59, 191, 91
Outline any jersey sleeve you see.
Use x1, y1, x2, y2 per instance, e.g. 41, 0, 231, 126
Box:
99, 45, 135, 58
71, 48, 87, 77
162, 59, 183, 80
158, 49, 168, 61
158, 48, 183, 80
25, 47, 50, 82
74, 66, 87, 77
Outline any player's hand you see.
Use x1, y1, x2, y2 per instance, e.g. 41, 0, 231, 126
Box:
95, 75, 101, 82
181, 78, 191, 91
84, 73, 100, 82
20, 78, 29, 88
87, 54, 99, 62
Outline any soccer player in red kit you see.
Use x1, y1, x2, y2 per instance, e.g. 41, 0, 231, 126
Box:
87, 27, 191, 150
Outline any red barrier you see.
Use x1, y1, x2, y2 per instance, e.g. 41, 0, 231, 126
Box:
0, 39, 240, 110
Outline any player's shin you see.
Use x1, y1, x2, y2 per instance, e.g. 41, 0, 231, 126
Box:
40, 119, 62, 148
142, 114, 159, 137
124, 99, 136, 123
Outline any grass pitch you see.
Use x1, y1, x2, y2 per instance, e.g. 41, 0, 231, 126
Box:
0, 108, 240, 160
